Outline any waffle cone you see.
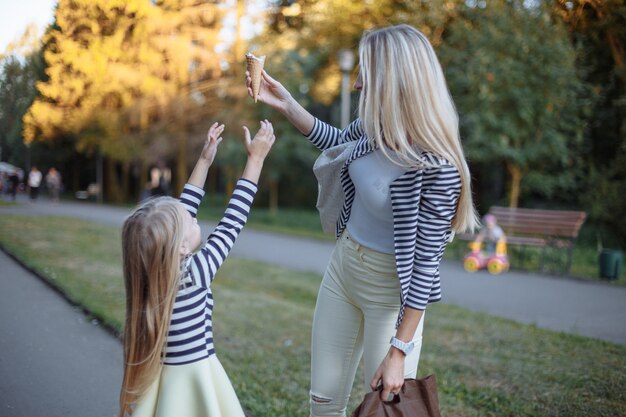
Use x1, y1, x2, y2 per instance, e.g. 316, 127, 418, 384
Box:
246, 53, 265, 103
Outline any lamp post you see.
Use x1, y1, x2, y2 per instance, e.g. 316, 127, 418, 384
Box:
338, 48, 355, 128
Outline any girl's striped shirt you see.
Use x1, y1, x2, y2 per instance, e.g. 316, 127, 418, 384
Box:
164, 179, 257, 365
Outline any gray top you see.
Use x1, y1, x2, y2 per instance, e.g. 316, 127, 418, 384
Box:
347, 149, 407, 254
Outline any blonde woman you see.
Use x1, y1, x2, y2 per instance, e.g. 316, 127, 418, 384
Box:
119, 121, 275, 417
246, 24, 478, 416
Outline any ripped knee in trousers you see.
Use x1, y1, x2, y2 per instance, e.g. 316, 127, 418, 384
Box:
310, 392, 332, 404
310, 391, 350, 417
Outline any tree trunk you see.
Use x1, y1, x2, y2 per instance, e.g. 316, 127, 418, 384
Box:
104, 157, 123, 203
72, 159, 80, 192
121, 162, 130, 201
208, 165, 217, 194
137, 160, 148, 201
269, 179, 278, 215
175, 129, 187, 196
587, 0, 626, 85
506, 161, 523, 208
225, 167, 235, 205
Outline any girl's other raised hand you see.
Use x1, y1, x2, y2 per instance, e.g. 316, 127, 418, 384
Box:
242, 120, 275, 164
200, 122, 225, 165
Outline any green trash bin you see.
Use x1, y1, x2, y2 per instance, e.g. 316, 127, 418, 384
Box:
599, 249, 624, 280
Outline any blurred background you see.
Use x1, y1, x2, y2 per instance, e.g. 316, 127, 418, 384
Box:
0, 0, 624, 249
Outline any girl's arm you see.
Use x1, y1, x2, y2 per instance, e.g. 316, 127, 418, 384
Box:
188, 122, 224, 189
179, 123, 224, 218
241, 120, 276, 184
188, 121, 275, 288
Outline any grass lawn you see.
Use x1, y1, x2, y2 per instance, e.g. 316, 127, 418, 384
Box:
195, 197, 332, 242
0, 214, 624, 417
0, 199, 18, 207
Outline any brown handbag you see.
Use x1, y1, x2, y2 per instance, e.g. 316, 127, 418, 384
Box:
350, 375, 442, 417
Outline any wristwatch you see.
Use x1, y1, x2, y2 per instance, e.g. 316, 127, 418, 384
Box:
389, 336, 414, 355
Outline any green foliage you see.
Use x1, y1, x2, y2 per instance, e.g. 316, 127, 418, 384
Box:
253, 0, 470, 207
0, 39, 45, 165
263, 0, 466, 104
18, 0, 233, 199
24, 0, 159, 154
552, 0, 626, 247
21, 1, 227, 151
2, 0, 624, 242
582, 161, 626, 248
441, 0, 585, 206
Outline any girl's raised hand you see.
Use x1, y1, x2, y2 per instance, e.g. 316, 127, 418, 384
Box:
200, 122, 225, 165
245, 70, 292, 112
242, 120, 275, 164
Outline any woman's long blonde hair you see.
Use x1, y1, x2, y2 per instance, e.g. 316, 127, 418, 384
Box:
358, 24, 478, 233
119, 197, 186, 417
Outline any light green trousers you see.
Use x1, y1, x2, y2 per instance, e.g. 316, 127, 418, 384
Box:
310, 231, 424, 417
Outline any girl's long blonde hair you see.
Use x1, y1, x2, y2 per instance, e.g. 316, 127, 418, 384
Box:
358, 24, 479, 233
119, 197, 186, 417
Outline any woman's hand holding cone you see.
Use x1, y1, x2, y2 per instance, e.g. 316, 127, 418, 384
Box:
245, 70, 292, 113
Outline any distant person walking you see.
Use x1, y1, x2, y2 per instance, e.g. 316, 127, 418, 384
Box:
150, 161, 172, 197
119, 121, 275, 417
45, 167, 62, 202
247, 24, 478, 415
28, 166, 42, 202
8, 170, 20, 201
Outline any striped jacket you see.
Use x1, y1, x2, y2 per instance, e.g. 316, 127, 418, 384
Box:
163, 179, 257, 365
306, 118, 461, 322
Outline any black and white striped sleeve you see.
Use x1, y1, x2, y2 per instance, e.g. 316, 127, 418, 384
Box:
305, 117, 364, 151
407, 164, 461, 310
179, 183, 205, 217
190, 179, 258, 288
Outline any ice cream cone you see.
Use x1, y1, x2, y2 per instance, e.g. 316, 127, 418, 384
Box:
246, 52, 265, 103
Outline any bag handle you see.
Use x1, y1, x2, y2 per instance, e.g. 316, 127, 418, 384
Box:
374, 382, 402, 404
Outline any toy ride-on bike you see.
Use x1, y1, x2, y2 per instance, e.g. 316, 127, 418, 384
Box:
463, 241, 509, 275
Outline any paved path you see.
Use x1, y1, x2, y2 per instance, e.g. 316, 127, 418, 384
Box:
0, 249, 121, 417
1, 196, 626, 416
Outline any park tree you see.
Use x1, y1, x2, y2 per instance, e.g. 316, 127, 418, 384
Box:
0, 27, 45, 167
239, 0, 469, 210
22, 0, 227, 201
552, 0, 626, 246
146, 0, 227, 195
442, 0, 585, 208
263, 0, 466, 105
1, 25, 82, 192
22, 0, 167, 201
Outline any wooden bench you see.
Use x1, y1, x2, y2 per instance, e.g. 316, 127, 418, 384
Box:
457, 206, 587, 275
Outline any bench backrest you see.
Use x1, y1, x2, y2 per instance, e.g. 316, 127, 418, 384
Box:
488, 206, 587, 239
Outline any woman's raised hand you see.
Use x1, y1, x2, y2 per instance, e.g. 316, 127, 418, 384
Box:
245, 70, 292, 112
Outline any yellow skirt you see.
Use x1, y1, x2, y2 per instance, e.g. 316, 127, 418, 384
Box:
132, 355, 246, 417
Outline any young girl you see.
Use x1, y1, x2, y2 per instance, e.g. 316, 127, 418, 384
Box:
119, 120, 275, 417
